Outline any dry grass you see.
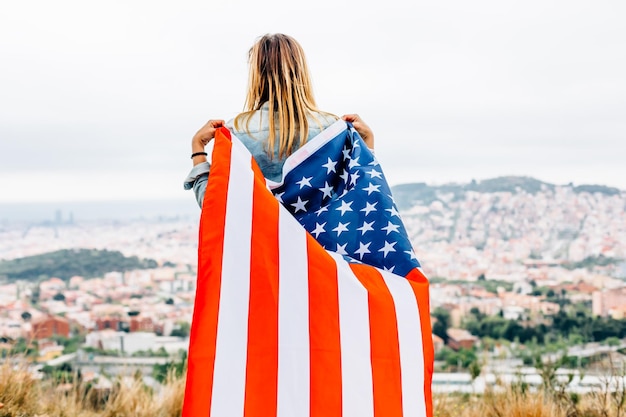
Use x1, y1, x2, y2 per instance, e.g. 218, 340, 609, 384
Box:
1, 359, 624, 417
0, 360, 185, 417
434, 384, 626, 417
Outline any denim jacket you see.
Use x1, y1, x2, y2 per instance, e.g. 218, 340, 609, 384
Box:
184, 103, 338, 207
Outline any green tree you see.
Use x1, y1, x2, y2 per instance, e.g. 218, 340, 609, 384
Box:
152, 351, 187, 383
468, 360, 482, 392
432, 307, 451, 342
605, 336, 621, 346
171, 322, 191, 338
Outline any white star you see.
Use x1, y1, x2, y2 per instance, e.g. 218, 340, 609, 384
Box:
354, 242, 372, 260
340, 170, 349, 183
405, 250, 417, 260
363, 182, 381, 195
349, 170, 360, 186
296, 176, 313, 189
379, 241, 397, 258
291, 196, 308, 212
368, 159, 379, 166
332, 221, 350, 236
315, 206, 328, 216
319, 181, 333, 199
274, 192, 285, 203
336, 243, 348, 255
336, 200, 353, 216
311, 222, 326, 238
383, 265, 396, 273
367, 169, 382, 179
357, 220, 375, 235
381, 221, 400, 235
322, 157, 337, 174
360, 201, 378, 216
385, 206, 400, 217
342, 147, 351, 160
348, 157, 360, 169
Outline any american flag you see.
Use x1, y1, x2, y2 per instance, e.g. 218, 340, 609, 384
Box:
268, 120, 420, 277
183, 122, 433, 417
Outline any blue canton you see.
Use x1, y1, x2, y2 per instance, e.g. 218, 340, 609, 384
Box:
271, 124, 421, 276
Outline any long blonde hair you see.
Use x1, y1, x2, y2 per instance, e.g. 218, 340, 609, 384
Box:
234, 33, 329, 159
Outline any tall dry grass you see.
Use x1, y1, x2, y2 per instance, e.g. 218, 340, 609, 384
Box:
434, 383, 626, 417
1, 359, 625, 417
0, 359, 185, 417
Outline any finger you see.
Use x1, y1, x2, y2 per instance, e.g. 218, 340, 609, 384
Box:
341, 114, 359, 122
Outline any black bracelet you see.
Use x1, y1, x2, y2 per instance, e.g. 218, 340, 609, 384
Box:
191, 152, 208, 159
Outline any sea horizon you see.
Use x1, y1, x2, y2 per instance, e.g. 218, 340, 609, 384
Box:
0, 198, 200, 223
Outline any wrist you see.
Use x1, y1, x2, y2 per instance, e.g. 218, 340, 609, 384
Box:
191, 153, 208, 166
191, 138, 205, 153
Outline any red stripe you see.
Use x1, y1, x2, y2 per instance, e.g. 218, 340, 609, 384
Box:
350, 264, 403, 417
307, 235, 342, 417
183, 128, 233, 417
243, 157, 280, 416
406, 268, 434, 417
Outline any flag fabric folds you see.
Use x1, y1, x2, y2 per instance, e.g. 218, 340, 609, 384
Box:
183, 121, 434, 417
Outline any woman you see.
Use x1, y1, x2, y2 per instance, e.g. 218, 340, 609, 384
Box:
184, 33, 374, 207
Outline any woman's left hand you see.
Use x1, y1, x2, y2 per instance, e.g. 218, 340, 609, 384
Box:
192, 119, 225, 151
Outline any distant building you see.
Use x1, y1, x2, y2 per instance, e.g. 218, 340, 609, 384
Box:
30, 314, 70, 340
512, 281, 533, 295
39, 277, 65, 293
86, 330, 187, 355
38, 339, 64, 361
95, 316, 124, 331
502, 305, 526, 321
446, 328, 478, 351
432, 334, 444, 353
592, 287, 626, 317
129, 316, 154, 333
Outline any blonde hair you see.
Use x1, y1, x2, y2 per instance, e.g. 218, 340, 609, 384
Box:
234, 33, 330, 159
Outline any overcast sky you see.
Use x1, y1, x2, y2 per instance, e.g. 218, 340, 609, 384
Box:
1, 0, 625, 203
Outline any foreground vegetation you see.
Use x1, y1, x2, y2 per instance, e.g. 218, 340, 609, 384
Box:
0, 359, 184, 417
1, 358, 625, 417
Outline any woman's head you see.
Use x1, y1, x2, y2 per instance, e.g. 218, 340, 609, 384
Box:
236, 33, 325, 158
245, 33, 316, 110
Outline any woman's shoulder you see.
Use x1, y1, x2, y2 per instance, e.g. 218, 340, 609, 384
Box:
227, 108, 339, 134
226, 111, 263, 134
308, 110, 339, 129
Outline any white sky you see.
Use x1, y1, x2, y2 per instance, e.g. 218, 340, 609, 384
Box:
1, 0, 625, 202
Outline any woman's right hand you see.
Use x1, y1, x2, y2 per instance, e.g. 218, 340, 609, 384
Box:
192, 119, 226, 151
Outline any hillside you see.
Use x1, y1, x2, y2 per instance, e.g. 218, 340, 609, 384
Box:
0, 249, 158, 281
391, 176, 622, 210
391, 176, 626, 266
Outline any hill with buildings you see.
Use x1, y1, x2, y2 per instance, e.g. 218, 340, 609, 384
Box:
391, 176, 626, 276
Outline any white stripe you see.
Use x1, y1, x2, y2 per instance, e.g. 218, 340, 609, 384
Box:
210, 138, 254, 416
266, 119, 348, 190
277, 211, 310, 417
380, 270, 427, 417
330, 252, 375, 417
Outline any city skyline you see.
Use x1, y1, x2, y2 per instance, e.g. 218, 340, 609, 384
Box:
1, 0, 625, 203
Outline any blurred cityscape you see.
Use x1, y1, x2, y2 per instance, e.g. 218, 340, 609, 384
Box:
1, 177, 625, 393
